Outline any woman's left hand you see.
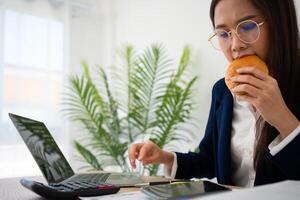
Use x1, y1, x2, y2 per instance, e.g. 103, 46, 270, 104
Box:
231, 66, 299, 138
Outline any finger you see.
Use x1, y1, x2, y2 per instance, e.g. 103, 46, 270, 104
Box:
233, 83, 260, 98
128, 143, 143, 160
128, 143, 143, 168
236, 67, 268, 81
231, 74, 264, 89
138, 143, 152, 161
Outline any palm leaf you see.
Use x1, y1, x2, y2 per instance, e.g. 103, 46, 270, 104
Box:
63, 72, 127, 170
146, 46, 197, 175
74, 140, 103, 170
97, 67, 121, 137
128, 44, 173, 134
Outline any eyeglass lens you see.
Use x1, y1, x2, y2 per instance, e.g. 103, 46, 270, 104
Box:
210, 20, 260, 50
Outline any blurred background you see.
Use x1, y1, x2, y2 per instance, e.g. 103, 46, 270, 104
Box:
0, 0, 299, 178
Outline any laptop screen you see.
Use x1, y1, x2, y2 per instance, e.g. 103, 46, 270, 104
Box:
9, 113, 74, 184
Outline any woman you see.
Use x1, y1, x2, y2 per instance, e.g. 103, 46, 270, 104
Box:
128, 0, 300, 187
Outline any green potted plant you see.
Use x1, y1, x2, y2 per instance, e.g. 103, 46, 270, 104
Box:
63, 44, 198, 175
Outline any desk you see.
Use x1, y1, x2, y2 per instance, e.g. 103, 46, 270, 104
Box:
0, 176, 44, 200
0, 176, 165, 200
2, 177, 298, 200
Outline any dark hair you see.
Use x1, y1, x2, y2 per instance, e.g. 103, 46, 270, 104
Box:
210, 0, 300, 170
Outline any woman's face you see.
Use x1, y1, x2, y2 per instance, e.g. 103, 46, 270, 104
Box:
214, 0, 269, 62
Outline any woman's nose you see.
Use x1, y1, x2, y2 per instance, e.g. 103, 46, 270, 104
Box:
230, 32, 247, 52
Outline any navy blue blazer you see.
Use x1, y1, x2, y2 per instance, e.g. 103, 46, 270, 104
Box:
175, 78, 300, 186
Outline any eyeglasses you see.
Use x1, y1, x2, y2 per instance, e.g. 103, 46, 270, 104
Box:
208, 20, 265, 50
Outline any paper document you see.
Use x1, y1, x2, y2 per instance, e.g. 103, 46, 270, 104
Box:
80, 191, 149, 200
200, 180, 300, 200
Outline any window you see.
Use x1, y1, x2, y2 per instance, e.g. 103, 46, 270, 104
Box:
0, 9, 65, 178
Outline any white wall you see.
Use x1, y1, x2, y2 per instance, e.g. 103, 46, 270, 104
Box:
296, 0, 300, 27
68, 0, 114, 73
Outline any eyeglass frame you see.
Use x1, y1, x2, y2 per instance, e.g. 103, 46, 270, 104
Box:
208, 19, 265, 50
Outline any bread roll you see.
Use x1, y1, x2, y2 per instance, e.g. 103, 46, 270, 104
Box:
225, 55, 269, 92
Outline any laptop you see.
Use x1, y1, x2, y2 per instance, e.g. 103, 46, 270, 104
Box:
8, 113, 145, 188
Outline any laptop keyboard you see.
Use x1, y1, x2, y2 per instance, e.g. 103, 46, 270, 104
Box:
67, 173, 111, 184
47, 173, 112, 192
49, 180, 114, 191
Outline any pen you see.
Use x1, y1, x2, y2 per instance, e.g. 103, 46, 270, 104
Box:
134, 181, 170, 187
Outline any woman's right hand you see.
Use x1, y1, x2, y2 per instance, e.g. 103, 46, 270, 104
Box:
128, 140, 174, 169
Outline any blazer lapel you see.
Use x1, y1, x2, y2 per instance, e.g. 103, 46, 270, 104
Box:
215, 90, 234, 184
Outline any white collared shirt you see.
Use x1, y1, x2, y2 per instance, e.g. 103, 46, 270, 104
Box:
164, 94, 300, 187
230, 94, 259, 187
